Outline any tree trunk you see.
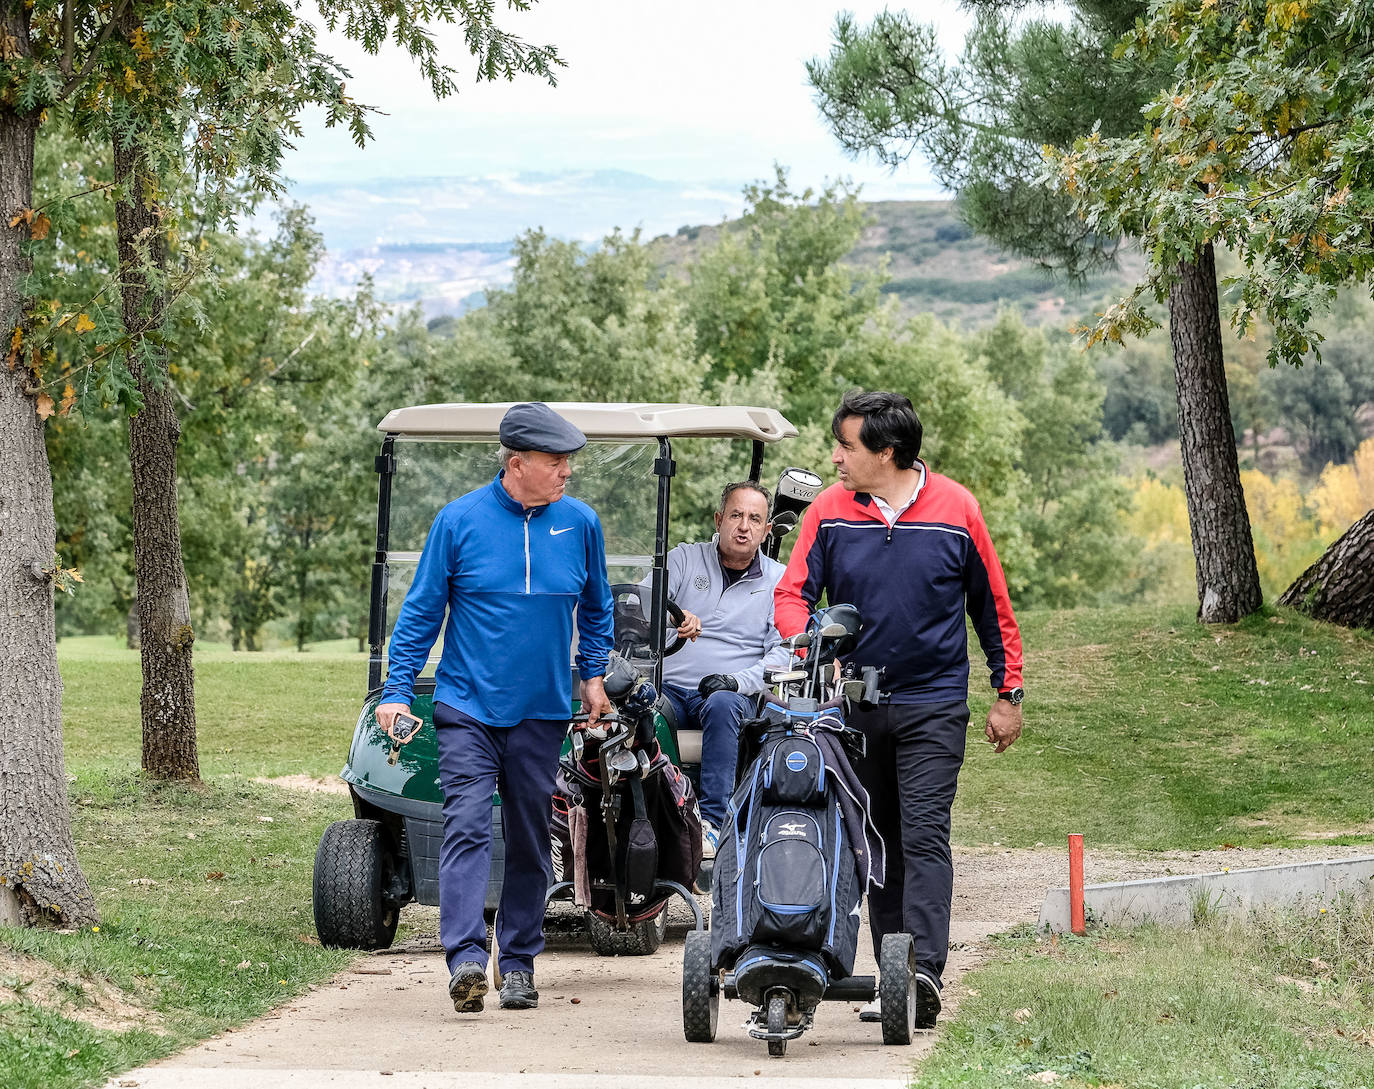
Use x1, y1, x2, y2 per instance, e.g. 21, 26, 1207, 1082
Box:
1278, 510, 1374, 629
1167, 243, 1264, 623
113, 81, 200, 780
0, 2, 99, 928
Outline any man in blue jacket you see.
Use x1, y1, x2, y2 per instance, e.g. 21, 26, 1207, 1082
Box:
650, 481, 789, 858
376, 403, 614, 1016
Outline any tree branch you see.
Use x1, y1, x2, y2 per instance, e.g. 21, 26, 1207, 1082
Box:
56, 0, 131, 102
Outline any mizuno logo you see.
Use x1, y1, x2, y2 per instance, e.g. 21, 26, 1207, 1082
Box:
550, 527, 574, 536
777, 821, 808, 836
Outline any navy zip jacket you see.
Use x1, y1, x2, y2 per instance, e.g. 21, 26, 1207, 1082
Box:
775, 467, 1023, 704
381, 474, 614, 726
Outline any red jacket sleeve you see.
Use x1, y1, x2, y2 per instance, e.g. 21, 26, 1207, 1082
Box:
963, 497, 1024, 691
774, 502, 824, 638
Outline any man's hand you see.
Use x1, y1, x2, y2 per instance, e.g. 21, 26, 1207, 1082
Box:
676, 609, 702, 642
985, 699, 1022, 754
581, 675, 612, 725
698, 674, 739, 699
375, 701, 413, 742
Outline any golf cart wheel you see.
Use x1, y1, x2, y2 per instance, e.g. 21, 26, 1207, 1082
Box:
766, 992, 787, 1058
681, 930, 718, 1043
586, 905, 668, 956
879, 932, 917, 1045
313, 819, 400, 950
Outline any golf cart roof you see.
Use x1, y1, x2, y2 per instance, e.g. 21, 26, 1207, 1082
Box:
377, 402, 798, 443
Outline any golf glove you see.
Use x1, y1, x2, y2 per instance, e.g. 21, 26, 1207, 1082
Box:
697, 673, 739, 698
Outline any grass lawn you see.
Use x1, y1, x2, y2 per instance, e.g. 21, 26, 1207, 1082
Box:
921, 900, 1374, 1088
2, 605, 1372, 1088
958, 604, 1374, 850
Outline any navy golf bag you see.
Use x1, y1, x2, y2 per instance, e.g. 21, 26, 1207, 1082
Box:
710, 699, 880, 1011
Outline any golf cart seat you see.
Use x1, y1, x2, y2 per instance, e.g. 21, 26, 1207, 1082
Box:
654, 693, 702, 765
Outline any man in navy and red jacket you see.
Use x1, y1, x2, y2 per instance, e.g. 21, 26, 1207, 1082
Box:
774, 390, 1024, 1030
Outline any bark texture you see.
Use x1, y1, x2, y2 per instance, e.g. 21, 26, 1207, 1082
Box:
113, 70, 200, 780
1278, 510, 1374, 630
0, 1, 99, 927
1167, 244, 1264, 623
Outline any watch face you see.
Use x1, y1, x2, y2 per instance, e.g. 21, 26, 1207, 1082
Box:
1001, 687, 1024, 705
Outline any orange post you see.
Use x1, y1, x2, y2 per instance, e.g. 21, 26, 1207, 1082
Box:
1068, 833, 1086, 936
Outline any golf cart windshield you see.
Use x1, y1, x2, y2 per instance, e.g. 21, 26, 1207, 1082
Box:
384, 440, 660, 678
371, 402, 797, 692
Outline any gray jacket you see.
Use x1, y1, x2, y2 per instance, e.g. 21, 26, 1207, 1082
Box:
645, 539, 790, 696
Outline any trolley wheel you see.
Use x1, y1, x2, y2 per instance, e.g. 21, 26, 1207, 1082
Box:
767, 992, 788, 1058
587, 905, 668, 956
681, 930, 718, 1042
879, 932, 917, 1045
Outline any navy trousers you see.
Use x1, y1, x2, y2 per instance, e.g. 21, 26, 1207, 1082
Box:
849, 700, 969, 985
433, 703, 566, 975
661, 683, 753, 828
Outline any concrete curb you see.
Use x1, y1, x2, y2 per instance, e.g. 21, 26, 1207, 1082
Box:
105, 1072, 911, 1089
1039, 855, 1374, 932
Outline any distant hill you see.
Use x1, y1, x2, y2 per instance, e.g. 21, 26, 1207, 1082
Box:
650, 200, 1148, 331
306, 190, 1147, 332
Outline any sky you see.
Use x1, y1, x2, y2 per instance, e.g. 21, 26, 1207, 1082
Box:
284, 1, 973, 200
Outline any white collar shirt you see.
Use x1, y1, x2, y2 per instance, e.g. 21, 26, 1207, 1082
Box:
871, 463, 927, 527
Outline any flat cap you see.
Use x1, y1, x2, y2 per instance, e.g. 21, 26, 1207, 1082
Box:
498, 402, 587, 454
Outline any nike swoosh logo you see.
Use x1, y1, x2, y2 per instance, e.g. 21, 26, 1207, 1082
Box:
550, 527, 574, 536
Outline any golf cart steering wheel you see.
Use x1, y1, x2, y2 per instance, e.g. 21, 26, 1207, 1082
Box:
609, 583, 689, 659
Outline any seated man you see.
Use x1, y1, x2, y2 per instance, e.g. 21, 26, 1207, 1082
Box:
648, 481, 789, 857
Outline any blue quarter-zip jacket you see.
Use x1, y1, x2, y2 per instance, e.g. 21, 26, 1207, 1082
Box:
381, 474, 615, 726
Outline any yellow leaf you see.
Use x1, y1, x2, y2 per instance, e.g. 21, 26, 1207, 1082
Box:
35, 393, 55, 420
74, 313, 95, 334
29, 213, 51, 241
59, 384, 76, 417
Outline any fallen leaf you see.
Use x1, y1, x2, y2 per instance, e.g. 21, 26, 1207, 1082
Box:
235, 961, 251, 970
1027, 1073, 1061, 1084
1013, 1007, 1032, 1023
257, 816, 275, 823
205, 871, 225, 880
296, 933, 321, 946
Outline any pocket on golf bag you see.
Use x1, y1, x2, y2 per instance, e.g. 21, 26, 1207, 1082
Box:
752, 809, 828, 948
762, 735, 826, 805
622, 817, 658, 908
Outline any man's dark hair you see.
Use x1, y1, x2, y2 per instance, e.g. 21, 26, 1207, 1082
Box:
717, 480, 771, 518
831, 390, 923, 470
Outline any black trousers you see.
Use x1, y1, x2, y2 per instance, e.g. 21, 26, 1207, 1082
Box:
850, 700, 969, 984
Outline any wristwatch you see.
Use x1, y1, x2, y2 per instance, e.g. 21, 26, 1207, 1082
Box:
997, 686, 1025, 706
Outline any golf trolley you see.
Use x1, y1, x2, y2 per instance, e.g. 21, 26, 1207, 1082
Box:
683, 607, 920, 1055
311, 402, 819, 957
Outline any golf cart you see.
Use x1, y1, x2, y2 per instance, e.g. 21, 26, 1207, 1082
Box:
312, 402, 818, 953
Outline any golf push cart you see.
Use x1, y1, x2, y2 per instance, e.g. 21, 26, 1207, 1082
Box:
312, 402, 824, 955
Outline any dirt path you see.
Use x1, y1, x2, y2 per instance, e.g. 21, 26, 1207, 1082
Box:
107, 844, 1374, 1089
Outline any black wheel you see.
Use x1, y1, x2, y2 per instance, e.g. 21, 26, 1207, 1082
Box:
766, 992, 787, 1058
587, 905, 668, 956
313, 819, 400, 950
879, 932, 917, 1045
681, 930, 718, 1042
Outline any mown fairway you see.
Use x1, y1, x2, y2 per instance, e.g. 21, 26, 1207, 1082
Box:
959, 604, 1374, 850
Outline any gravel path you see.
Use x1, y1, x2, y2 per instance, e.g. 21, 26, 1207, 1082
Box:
105, 843, 1374, 1089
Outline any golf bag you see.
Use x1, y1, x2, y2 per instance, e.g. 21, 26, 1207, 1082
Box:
710, 700, 878, 1007
551, 738, 703, 923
